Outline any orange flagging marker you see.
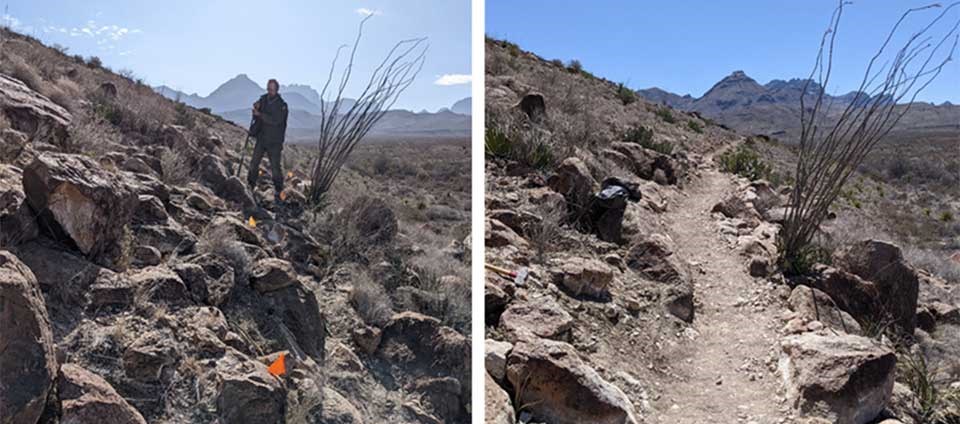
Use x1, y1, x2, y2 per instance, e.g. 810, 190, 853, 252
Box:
248, 216, 257, 228
267, 352, 286, 377
279, 191, 287, 201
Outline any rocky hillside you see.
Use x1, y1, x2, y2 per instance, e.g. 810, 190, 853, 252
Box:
485, 37, 960, 423
638, 70, 960, 141
0, 28, 470, 424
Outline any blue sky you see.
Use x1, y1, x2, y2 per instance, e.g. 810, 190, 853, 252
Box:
5, 0, 471, 112
487, 0, 959, 104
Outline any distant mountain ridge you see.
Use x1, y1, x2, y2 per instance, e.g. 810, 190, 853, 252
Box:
638, 70, 960, 140
154, 74, 470, 139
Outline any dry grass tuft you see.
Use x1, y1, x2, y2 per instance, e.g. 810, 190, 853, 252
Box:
349, 272, 394, 327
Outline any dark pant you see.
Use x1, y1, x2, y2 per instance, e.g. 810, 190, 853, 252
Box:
247, 140, 284, 192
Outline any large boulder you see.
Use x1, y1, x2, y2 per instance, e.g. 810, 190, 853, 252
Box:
506, 338, 638, 424
58, 363, 147, 424
0, 251, 58, 424
779, 332, 896, 424
547, 157, 598, 215
833, 240, 919, 335
0, 73, 71, 145
22, 152, 138, 270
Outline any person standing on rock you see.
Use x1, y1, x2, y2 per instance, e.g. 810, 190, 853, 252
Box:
247, 78, 289, 203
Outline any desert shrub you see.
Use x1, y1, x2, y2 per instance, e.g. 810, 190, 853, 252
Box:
898, 349, 960, 423
687, 120, 704, 134
903, 247, 960, 283
941, 211, 954, 223
372, 153, 391, 175
484, 125, 554, 170
7, 54, 43, 92
44, 77, 81, 111
654, 107, 676, 124
173, 101, 196, 129
616, 82, 636, 105
349, 273, 394, 327
67, 107, 120, 155
523, 201, 565, 263
624, 124, 673, 155
567, 59, 583, 74
550, 58, 564, 68
624, 124, 654, 145
86, 56, 102, 69
197, 224, 250, 282
777, 241, 831, 276
718, 144, 772, 181
160, 149, 192, 185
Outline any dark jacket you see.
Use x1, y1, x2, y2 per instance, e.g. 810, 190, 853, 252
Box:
251, 94, 288, 146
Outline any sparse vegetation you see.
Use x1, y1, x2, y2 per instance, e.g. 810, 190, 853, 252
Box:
616, 82, 636, 105
687, 120, 703, 134
160, 150, 192, 186
349, 272, 394, 327
623, 124, 654, 145
485, 125, 555, 170
898, 349, 960, 423
779, 1, 956, 270
654, 107, 676, 124
567, 59, 583, 73
523, 202, 565, 263
718, 143, 772, 182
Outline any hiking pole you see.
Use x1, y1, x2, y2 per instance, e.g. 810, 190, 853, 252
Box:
234, 116, 255, 176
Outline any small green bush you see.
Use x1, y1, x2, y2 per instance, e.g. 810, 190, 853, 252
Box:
624, 125, 672, 155
485, 126, 554, 170
624, 125, 654, 145
655, 107, 676, 124
687, 120, 703, 134
941, 211, 955, 222
87, 56, 102, 69
567, 59, 583, 74
718, 144, 772, 181
778, 242, 831, 276
616, 83, 636, 105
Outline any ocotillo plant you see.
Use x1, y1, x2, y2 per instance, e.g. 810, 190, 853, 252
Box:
779, 1, 958, 273
306, 15, 427, 205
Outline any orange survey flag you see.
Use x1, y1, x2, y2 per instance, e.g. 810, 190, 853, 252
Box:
267, 352, 286, 377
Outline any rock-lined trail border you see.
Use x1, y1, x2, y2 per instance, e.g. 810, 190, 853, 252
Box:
654, 157, 788, 423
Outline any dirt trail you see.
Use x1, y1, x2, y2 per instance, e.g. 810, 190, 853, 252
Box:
653, 159, 787, 423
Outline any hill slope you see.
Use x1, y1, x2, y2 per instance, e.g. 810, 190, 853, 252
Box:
0, 28, 471, 424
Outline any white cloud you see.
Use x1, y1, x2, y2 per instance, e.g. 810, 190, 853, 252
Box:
355, 8, 380, 16
434, 74, 471, 86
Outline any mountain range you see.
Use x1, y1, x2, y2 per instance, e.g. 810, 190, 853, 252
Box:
154, 74, 470, 140
638, 70, 959, 141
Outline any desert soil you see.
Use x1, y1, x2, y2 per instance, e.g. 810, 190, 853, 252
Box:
654, 156, 788, 423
